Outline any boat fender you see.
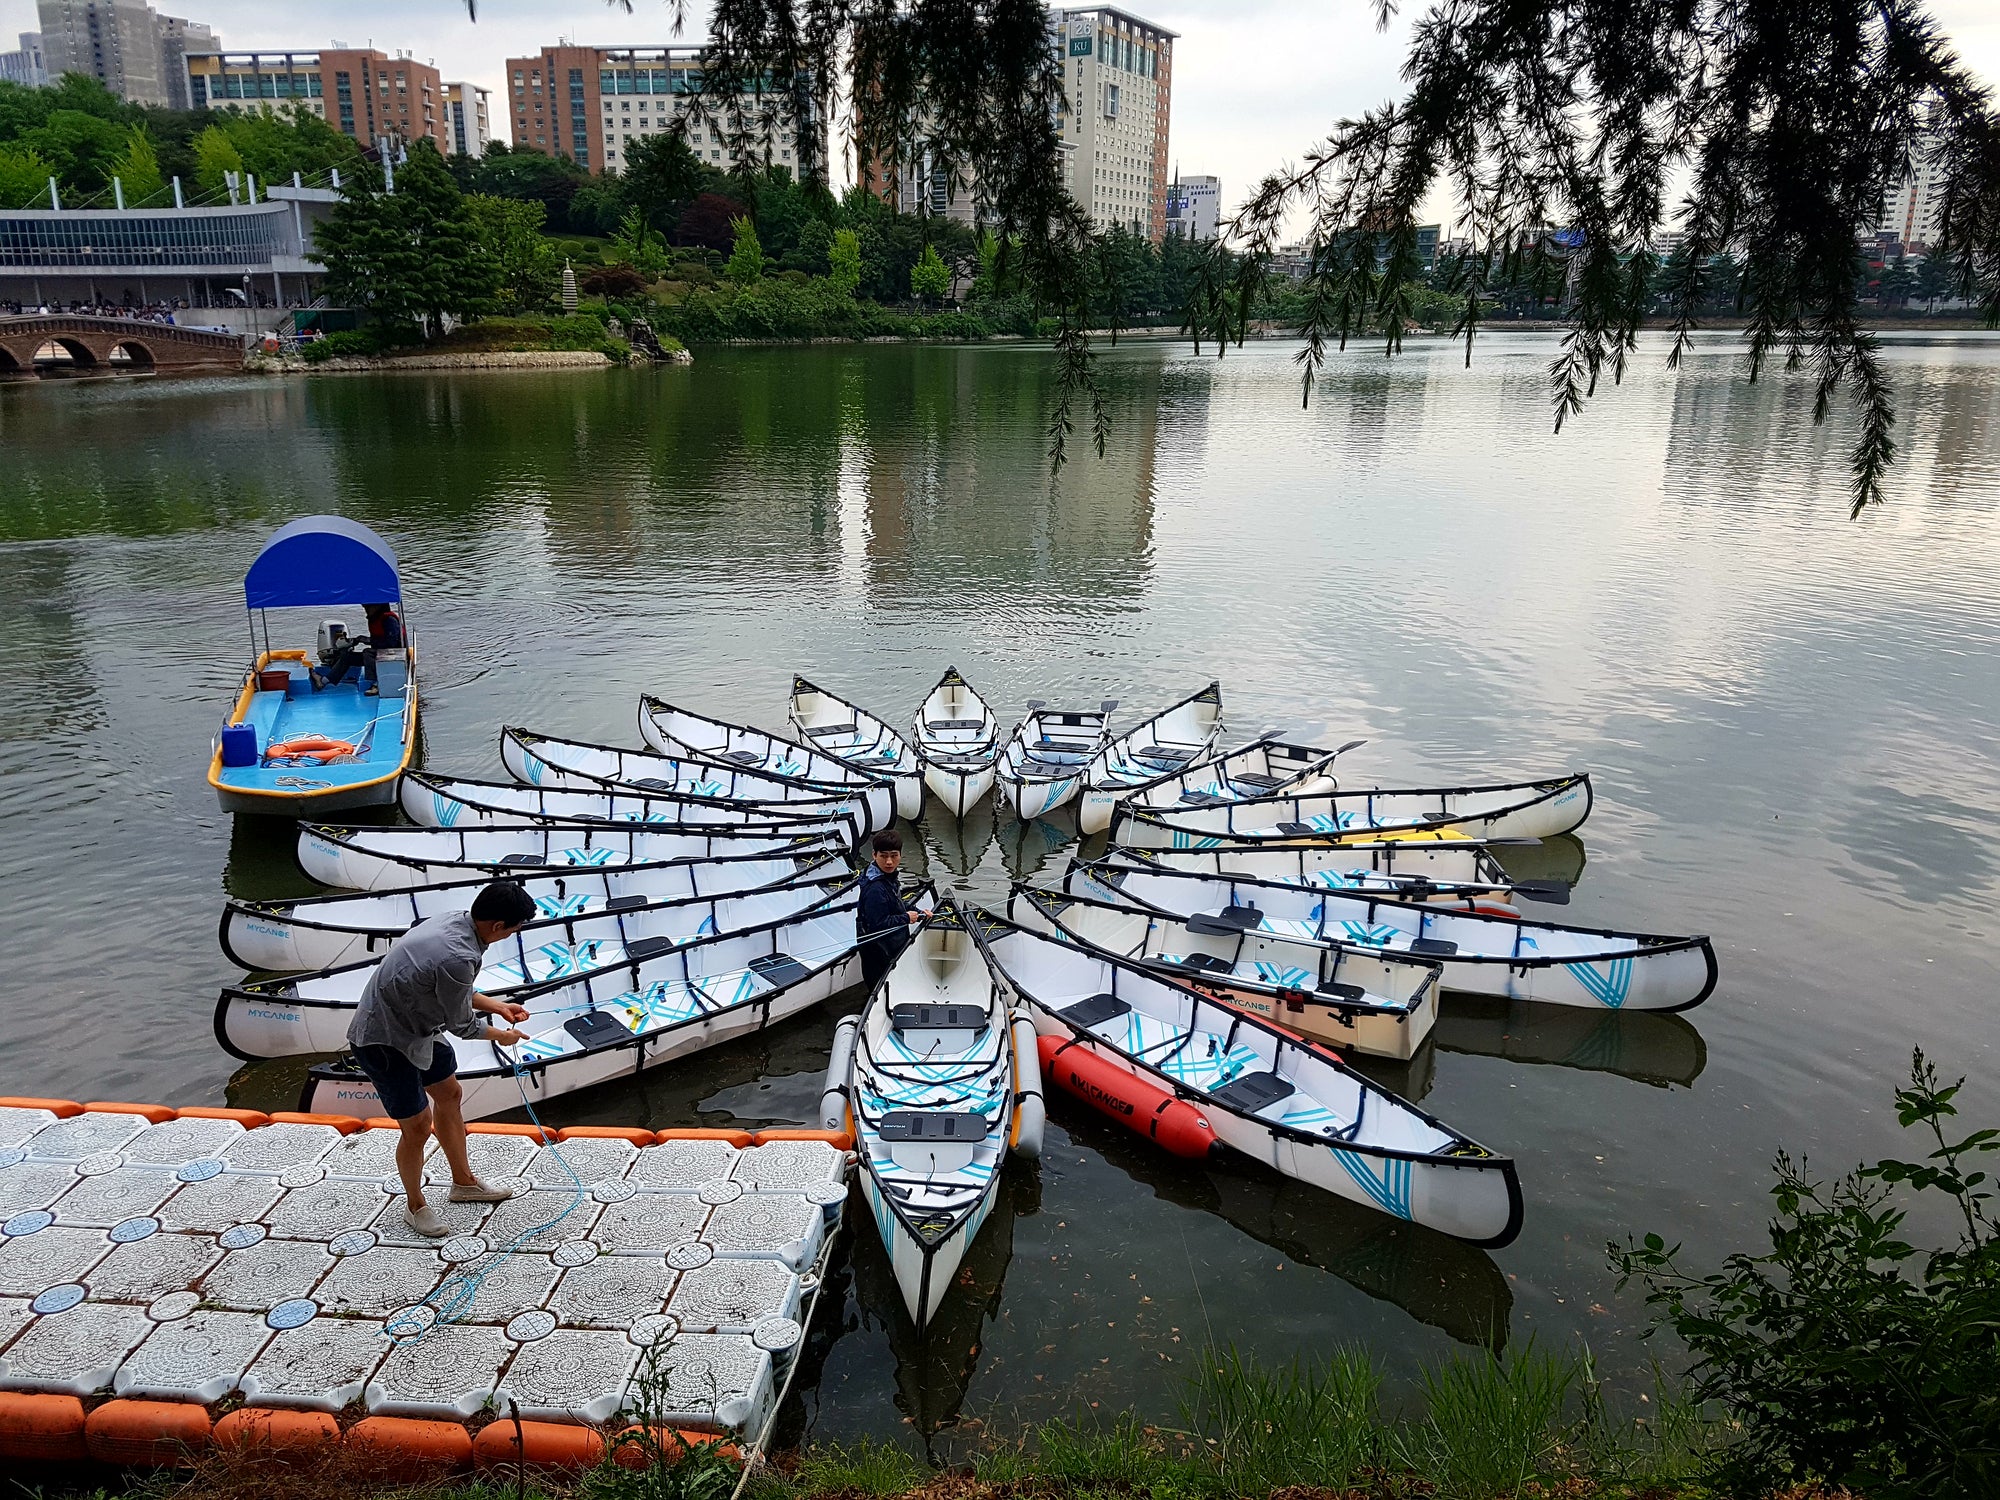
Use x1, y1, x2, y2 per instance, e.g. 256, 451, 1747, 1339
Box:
1470, 901, 1522, 920
1009, 1014, 1046, 1160
818, 1014, 861, 1134
1036, 1034, 1221, 1161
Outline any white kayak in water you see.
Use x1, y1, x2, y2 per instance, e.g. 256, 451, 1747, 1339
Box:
1094, 733, 1356, 834
217, 878, 855, 1060
1075, 683, 1227, 834
639, 696, 896, 834
911, 666, 1002, 817
968, 906, 1523, 1246
297, 892, 873, 1122
1109, 773, 1594, 848
222, 846, 853, 971
789, 675, 924, 821
996, 700, 1115, 821
1067, 859, 1717, 1012
295, 821, 843, 892
402, 769, 861, 847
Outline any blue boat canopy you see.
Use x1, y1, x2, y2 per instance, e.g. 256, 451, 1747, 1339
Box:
243, 515, 402, 610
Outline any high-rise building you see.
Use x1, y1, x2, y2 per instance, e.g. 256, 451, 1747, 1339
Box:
36, 1, 216, 107
1050, 7, 1174, 242
184, 50, 449, 154
0, 32, 48, 87
444, 81, 491, 158
154, 14, 214, 108
1164, 173, 1218, 240
503, 43, 825, 176
1876, 133, 1946, 252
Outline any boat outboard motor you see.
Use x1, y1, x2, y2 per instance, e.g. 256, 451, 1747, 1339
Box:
316, 619, 350, 660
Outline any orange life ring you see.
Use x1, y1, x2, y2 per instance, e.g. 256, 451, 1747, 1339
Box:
266, 734, 357, 762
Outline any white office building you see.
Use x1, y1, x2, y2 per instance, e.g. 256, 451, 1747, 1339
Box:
0, 32, 48, 87
1050, 7, 1175, 242
445, 81, 491, 158
1164, 173, 1219, 240
1876, 133, 1947, 251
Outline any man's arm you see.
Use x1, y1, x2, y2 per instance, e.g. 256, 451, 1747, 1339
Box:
473, 992, 532, 1025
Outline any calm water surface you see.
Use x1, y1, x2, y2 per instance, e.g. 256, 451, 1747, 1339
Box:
2, 334, 1998, 1450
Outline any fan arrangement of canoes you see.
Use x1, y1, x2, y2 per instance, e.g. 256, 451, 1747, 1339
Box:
209, 673, 1717, 1337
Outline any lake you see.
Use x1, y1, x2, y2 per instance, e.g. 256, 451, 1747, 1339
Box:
2, 332, 1996, 1452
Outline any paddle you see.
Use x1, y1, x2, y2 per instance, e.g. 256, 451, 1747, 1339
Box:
1333, 739, 1367, 756
1508, 880, 1572, 905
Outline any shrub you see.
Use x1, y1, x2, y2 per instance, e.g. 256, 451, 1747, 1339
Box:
299, 328, 390, 363
1614, 1048, 2000, 1499
581, 263, 648, 297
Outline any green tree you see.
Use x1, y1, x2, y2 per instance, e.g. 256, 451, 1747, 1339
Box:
21, 109, 129, 192
910, 242, 951, 307
209, 105, 365, 187
462, 143, 593, 233
191, 125, 244, 196
0, 144, 54, 209
787, 216, 832, 275
1914, 254, 1954, 312
314, 140, 497, 339
613, 206, 669, 279
622, 132, 709, 231
1878, 253, 1918, 310
467, 193, 560, 314
725, 214, 765, 283
827, 227, 861, 298
107, 127, 165, 204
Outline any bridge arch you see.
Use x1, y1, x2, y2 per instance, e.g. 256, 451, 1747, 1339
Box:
107, 340, 156, 371
0, 344, 20, 375
33, 337, 99, 373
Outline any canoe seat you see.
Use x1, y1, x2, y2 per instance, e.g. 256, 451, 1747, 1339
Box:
1177, 789, 1228, 806
720, 750, 762, 766
1408, 937, 1458, 957
632, 776, 677, 792
1159, 952, 1232, 975
499, 853, 544, 866
927, 717, 985, 731
749, 952, 811, 986
891, 1003, 986, 1033
1032, 737, 1093, 753
1061, 992, 1131, 1030
605, 894, 649, 913
1018, 755, 1081, 777
1277, 820, 1317, 838
563, 1010, 629, 1051
1422, 810, 1453, 822
1207, 1070, 1294, 1114
879, 1109, 993, 1142
1318, 979, 1366, 1001
1231, 771, 1285, 791
1136, 746, 1200, 766
802, 722, 858, 739
624, 935, 677, 962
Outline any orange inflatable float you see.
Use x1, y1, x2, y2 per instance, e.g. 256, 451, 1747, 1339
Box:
265, 734, 357, 763
1038, 1034, 1221, 1159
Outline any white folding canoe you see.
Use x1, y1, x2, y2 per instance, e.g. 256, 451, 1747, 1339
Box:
1008, 884, 1443, 1062
968, 909, 1524, 1246
1096, 734, 1356, 835
296, 821, 842, 892
912, 666, 1001, 817
217, 878, 854, 1060
501, 726, 878, 832
836, 899, 1038, 1328
1069, 859, 1717, 1012
639, 696, 895, 834
1102, 841, 1573, 905
222, 846, 853, 972
996, 701, 1115, 821
789, 675, 924, 821
402, 769, 860, 847
1075, 683, 1227, 835
298, 892, 870, 1122
1109, 773, 1595, 849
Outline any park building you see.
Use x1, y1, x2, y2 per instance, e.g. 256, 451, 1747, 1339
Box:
0, 32, 49, 87
445, 81, 492, 159
1164, 173, 1219, 241
1050, 6, 1175, 242
0, 176, 337, 329
183, 50, 452, 155
503, 43, 828, 176
35, 0, 216, 108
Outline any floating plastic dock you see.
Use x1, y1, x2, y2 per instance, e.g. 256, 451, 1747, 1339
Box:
0, 1098, 849, 1468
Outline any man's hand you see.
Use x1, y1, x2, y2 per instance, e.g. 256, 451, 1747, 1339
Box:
494, 1002, 531, 1023
487, 1027, 528, 1047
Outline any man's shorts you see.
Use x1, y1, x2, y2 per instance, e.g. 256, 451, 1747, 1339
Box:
350, 1040, 456, 1121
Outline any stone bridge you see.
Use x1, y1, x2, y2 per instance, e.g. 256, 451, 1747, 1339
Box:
0, 315, 245, 376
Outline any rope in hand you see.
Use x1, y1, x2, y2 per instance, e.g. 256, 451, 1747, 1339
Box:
381, 1050, 585, 1346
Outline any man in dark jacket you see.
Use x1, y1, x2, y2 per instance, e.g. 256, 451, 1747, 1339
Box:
857, 829, 921, 993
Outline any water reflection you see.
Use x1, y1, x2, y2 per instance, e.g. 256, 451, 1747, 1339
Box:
1433, 1001, 1707, 1091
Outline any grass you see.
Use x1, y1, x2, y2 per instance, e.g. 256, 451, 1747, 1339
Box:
71, 1346, 1794, 1500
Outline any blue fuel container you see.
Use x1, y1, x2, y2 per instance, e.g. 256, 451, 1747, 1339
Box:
219, 724, 258, 767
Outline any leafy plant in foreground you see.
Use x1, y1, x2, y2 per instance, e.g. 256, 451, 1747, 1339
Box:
1614, 1048, 2000, 1498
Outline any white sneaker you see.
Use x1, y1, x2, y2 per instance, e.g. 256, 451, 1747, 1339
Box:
447, 1179, 516, 1204
404, 1202, 452, 1237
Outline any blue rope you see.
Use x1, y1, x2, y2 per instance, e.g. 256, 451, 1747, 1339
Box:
382, 1055, 585, 1345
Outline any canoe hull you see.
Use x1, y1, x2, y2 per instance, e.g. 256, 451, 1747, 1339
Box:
922, 760, 997, 818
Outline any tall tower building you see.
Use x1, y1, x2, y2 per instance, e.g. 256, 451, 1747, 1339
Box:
1050, 7, 1175, 242
36, 0, 216, 106
445, 82, 492, 158
154, 14, 216, 109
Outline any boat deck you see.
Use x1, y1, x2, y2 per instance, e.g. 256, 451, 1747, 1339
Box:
0, 1100, 846, 1442
214, 664, 411, 800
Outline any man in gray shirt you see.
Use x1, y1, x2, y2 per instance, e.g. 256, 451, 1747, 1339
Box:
347, 881, 537, 1237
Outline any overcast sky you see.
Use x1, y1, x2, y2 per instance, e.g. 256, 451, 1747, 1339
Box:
8, 0, 1998, 230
